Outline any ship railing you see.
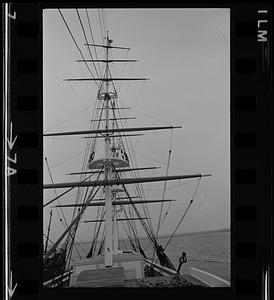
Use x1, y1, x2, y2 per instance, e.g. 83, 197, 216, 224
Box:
143, 258, 178, 276
143, 258, 230, 287
188, 267, 230, 287
43, 269, 73, 288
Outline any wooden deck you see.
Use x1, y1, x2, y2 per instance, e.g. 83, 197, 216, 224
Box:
74, 267, 125, 287
69, 254, 211, 288
73, 269, 207, 288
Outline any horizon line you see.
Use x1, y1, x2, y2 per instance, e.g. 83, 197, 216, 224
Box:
75, 227, 230, 244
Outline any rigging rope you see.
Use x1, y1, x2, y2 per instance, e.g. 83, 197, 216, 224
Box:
44, 209, 53, 255
76, 8, 101, 79
135, 150, 201, 175
163, 177, 202, 251
64, 168, 104, 267
85, 9, 102, 77
120, 215, 138, 252
97, 9, 105, 45
67, 80, 91, 113
44, 183, 101, 263
44, 106, 91, 134
109, 96, 158, 237
77, 99, 106, 256
101, 9, 108, 37
43, 172, 95, 208
87, 210, 105, 257
43, 233, 77, 264
45, 157, 69, 229
90, 191, 104, 244
47, 149, 86, 170
44, 14, 179, 270
121, 206, 144, 255
112, 163, 155, 242
109, 98, 155, 236
155, 129, 173, 240
121, 182, 158, 249
58, 9, 100, 89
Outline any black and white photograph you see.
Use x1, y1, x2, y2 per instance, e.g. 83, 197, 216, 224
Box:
43, 8, 230, 288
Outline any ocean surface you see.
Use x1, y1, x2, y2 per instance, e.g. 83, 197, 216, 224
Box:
73, 229, 230, 282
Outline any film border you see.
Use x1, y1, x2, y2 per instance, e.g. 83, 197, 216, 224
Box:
3, 3, 272, 300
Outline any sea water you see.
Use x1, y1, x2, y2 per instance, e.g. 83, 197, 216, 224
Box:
73, 229, 230, 282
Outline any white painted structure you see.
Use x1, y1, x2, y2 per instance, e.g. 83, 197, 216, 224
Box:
69, 252, 144, 286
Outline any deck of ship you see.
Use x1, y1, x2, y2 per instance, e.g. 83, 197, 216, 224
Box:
124, 274, 207, 287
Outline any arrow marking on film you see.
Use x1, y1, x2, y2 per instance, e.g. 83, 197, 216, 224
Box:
7, 122, 17, 150
8, 271, 17, 297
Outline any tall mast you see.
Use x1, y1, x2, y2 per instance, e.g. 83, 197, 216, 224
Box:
43, 29, 213, 271
113, 192, 119, 255
104, 32, 113, 267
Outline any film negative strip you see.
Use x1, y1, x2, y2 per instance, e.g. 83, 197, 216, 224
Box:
232, 6, 272, 300
2, 3, 272, 300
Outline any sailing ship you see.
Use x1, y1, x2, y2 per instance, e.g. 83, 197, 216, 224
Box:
43, 9, 230, 288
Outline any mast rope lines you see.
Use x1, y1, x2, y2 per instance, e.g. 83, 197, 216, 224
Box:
111, 163, 155, 248
155, 129, 173, 240
113, 166, 154, 240
85, 9, 102, 77
120, 212, 139, 253
75, 8, 101, 80
151, 130, 173, 263
86, 211, 105, 258
58, 9, 101, 89
44, 209, 53, 255
110, 102, 156, 235
43, 184, 101, 263
44, 157, 85, 260
43, 172, 96, 208
120, 180, 175, 270
61, 167, 105, 267
115, 171, 156, 260
164, 177, 202, 251
113, 167, 176, 270
121, 187, 166, 265
44, 157, 69, 229
43, 168, 104, 263
115, 201, 147, 259
97, 9, 106, 45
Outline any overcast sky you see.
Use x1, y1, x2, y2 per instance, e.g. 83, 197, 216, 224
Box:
43, 8, 230, 243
